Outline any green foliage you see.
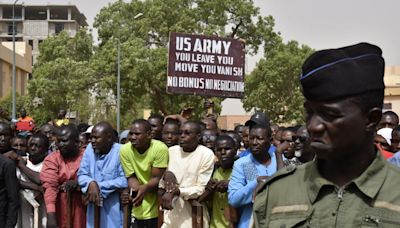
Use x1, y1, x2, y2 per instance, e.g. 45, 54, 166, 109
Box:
243, 41, 314, 124
28, 29, 94, 126
92, 0, 279, 119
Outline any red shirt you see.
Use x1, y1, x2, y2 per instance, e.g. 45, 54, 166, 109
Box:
40, 149, 86, 228
376, 143, 394, 159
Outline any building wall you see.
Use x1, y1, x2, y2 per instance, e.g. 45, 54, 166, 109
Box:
217, 115, 251, 130
0, 41, 32, 98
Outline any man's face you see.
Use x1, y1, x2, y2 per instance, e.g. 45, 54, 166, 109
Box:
391, 131, 400, 152
20, 109, 27, 118
11, 138, 27, 153
179, 123, 199, 152
293, 127, 310, 157
378, 115, 398, 130
28, 137, 47, 164
91, 126, 113, 154
374, 135, 390, 151
201, 118, 217, 130
162, 123, 180, 147
249, 127, 270, 156
235, 126, 245, 138
272, 130, 282, 147
201, 129, 218, 150
41, 126, 55, 143
58, 110, 66, 119
129, 123, 151, 152
57, 129, 78, 158
305, 98, 367, 161
79, 134, 88, 149
280, 130, 296, 159
215, 139, 236, 169
242, 127, 249, 149
0, 124, 12, 153
148, 118, 163, 140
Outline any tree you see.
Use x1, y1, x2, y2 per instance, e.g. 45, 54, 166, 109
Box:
28, 30, 94, 125
92, 0, 281, 120
243, 41, 314, 124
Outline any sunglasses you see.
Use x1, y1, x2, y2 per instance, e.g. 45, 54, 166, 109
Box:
292, 135, 308, 142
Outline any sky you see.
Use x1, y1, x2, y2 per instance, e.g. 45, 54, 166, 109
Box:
5, 0, 400, 115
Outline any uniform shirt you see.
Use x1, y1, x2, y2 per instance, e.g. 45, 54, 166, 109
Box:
40, 149, 86, 228
253, 153, 400, 228
78, 143, 128, 228
209, 167, 232, 228
119, 140, 168, 220
160, 145, 215, 228
0, 155, 19, 228
228, 151, 277, 228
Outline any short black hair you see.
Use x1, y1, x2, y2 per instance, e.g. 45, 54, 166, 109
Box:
59, 124, 79, 141
383, 110, 399, 120
164, 118, 180, 126
215, 135, 235, 147
132, 119, 152, 132
30, 132, 49, 150
183, 120, 202, 134
148, 114, 164, 123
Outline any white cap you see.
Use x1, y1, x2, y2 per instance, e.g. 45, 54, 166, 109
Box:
377, 127, 393, 145
85, 125, 94, 134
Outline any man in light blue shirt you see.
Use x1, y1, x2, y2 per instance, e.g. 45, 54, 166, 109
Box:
78, 122, 128, 228
228, 112, 277, 228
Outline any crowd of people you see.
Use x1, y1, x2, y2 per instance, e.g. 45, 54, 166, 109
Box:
2, 42, 400, 228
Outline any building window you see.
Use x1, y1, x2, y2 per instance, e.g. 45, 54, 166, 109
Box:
28, 40, 33, 48
7, 23, 15, 35
55, 23, 64, 34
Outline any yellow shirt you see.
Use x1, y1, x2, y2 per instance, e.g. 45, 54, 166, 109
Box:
119, 140, 168, 219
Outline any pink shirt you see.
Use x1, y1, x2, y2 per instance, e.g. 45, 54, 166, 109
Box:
40, 149, 86, 228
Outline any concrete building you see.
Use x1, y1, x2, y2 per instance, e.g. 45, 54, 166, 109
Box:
0, 41, 32, 98
384, 66, 400, 114
0, 4, 87, 64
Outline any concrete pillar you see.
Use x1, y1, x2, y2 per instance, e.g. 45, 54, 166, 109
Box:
68, 7, 71, 20
21, 6, 24, 20
47, 7, 50, 20
0, 7, 3, 19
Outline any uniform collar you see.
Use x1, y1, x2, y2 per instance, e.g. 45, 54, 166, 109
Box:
306, 152, 387, 203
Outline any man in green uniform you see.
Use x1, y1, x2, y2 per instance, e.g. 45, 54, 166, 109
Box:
253, 43, 400, 227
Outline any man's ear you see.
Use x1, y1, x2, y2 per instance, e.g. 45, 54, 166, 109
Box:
366, 107, 382, 132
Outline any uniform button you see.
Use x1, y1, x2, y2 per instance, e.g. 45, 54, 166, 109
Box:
280, 225, 286, 228
332, 212, 336, 216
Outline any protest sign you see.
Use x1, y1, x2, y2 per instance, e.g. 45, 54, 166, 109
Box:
167, 32, 245, 98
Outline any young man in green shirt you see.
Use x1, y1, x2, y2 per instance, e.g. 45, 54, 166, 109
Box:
207, 135, 237, 228
120, 119, 168, 227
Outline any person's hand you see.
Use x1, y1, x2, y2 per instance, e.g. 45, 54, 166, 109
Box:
60, 180, 79, 192
86, 181, 101, 205
164, 171, 178, 193
132, 185, 147, 207
206, 179, 217, 191
47, 212, 57, 228
215, 180, 229, 193
275, 141, 291, 156
120, 188, 132, 206
257, 176, 268, 184
3, 150, 18, 161
17, 157, 27, 167
161, 192, 176, 210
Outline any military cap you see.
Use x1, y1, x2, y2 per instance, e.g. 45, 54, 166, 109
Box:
300, 42, 385, 101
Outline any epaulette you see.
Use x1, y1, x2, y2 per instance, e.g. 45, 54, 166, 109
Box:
255, 165, 297, 195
